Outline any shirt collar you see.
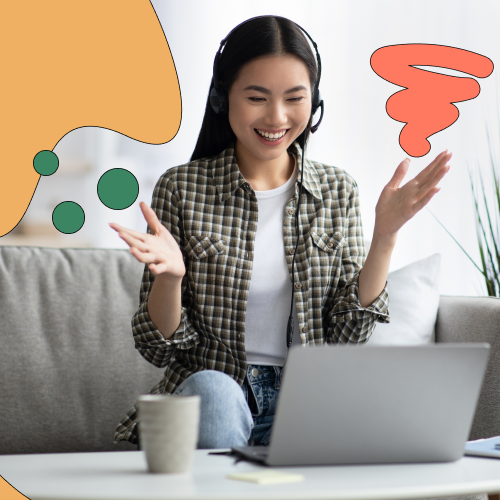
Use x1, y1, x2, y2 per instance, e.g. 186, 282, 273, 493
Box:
211, 140, 323, 203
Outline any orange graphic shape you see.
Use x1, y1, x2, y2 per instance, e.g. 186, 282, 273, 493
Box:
371, 44, 493, 157
0, 0, 181, 237
0, 476, 27, 500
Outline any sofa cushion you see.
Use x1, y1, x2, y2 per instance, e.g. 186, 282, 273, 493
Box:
436, 295, 500, 441
368, 253, 441, 345
0, 246, 162, 454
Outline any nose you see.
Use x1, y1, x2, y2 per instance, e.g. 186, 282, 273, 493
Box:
264, 99, 287, 127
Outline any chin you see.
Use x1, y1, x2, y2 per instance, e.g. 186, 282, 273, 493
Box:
255, 145, 290, 160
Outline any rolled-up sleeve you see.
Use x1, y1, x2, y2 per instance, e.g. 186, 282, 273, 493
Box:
132, 174, 200, 368
327, 181, 390, 344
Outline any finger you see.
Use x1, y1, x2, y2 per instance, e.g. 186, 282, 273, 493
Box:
129, 245, 164, 265
109, 222, 143, 239
414, 150, 450, 184
109, 203, 163, 237
110, 223, 149, 242
139, 201, 164, 235
414, 150, 448, 184
417, 162, 450, 195
413, 186, 440, 213
418, 152, 452, 188
118, 231, 150, 253
389, 158, 411, 188
148, 262, 168, 275
414, 150, 452, 184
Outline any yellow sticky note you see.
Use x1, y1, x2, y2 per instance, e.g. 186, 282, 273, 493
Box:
226, 470, 304, 484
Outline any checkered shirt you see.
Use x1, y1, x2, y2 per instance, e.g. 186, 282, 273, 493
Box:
114, 140, 390, 445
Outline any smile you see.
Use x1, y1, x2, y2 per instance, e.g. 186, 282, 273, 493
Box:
255, 129, 289, 141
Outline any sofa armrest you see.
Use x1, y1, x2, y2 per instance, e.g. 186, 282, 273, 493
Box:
436, 295, 500, 440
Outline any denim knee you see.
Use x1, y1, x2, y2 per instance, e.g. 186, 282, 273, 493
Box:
174, 369, 254, 449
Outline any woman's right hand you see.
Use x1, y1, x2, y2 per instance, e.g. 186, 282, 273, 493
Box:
109, 201, 186, 280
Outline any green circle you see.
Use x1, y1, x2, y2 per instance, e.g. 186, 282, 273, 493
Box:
52, 201, 85, 234
34, 150, 59, 176
97, 168, 139, 210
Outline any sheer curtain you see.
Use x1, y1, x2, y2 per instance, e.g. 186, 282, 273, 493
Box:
126, 0, 500, 296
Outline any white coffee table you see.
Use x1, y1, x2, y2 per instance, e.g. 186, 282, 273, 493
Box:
1, 449, 500, 500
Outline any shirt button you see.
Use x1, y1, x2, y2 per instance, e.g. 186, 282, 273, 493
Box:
244, 183, 250, 189
288, 248, 295, 255
287, 208, 295, 215
251, 368, 260, 377
294, 282, 302, 289
302, 326, 308, 333
327, 242, 334, 248
238, 333, 243, 340
195, 246, 203, 253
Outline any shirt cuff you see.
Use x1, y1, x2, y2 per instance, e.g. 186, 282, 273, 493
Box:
330, 271, 390, 325
132, 300, 200, 350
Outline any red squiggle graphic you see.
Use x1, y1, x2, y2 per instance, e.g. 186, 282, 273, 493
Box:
371, 44, 494, 157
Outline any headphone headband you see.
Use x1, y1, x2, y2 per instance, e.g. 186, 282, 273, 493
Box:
209, 15, 324, 133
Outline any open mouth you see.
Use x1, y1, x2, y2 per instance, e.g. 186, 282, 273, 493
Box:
254, 129, 289, 142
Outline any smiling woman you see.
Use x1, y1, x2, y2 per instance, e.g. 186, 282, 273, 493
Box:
228, 55, 311, 190
110, 15, 452, 455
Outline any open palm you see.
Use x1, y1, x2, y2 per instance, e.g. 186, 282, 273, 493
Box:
374, 150, 452, 240
109, 201, 186, 279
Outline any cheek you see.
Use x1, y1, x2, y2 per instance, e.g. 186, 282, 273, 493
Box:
228, 101, 250, 132
297, 107, 311, 125
230, 108, 260, 138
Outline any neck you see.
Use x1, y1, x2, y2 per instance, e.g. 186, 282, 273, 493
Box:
235, 139, 295, 191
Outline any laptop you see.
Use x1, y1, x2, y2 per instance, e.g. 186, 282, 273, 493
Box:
231, 343, 490, 466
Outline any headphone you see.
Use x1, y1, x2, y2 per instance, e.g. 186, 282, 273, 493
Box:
209, 16, 325, 356
209, 16, 324, 133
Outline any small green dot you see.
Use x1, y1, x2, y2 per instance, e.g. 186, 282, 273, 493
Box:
97, 168, 139, 210
52, 202, 85, 234
34, 150, 59, 176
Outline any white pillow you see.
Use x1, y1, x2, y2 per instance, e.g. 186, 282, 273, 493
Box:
368, 253, 441, 345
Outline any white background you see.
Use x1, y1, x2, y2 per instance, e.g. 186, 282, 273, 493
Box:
44, 0, 500, 296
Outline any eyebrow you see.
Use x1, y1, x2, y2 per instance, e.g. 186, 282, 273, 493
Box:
242, 84, 308, 94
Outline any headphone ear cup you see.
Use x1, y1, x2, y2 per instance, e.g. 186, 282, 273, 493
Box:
311, 87, 321, 115
210, 86, 228, 114
210, 86, 221, 114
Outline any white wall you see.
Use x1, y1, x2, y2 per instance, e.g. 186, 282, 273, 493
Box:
48, 0, 500, 296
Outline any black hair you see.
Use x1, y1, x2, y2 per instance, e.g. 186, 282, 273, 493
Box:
190, 16, 318, 162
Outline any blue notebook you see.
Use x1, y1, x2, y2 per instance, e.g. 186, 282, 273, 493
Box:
465, 436, 500, 458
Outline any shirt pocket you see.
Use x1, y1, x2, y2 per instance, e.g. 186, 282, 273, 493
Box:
185, 234, 226, 260
310, 231, 346, 304
184, 234, 226, 300
311, 231, 346, 254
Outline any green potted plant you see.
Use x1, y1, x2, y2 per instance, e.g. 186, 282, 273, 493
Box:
428, 120, 500, 297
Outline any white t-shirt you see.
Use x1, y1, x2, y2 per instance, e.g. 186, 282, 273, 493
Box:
244, 157, 303, 366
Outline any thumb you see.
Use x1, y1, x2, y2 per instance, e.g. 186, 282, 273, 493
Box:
389, 158, 411, 188
141, 201, 162, 235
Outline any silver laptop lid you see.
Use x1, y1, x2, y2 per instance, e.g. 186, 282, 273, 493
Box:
266, 344, 490, 466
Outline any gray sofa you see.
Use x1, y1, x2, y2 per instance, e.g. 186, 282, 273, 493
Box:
1, 245, 500, 459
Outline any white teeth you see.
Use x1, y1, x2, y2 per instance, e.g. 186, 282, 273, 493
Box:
256, 129, 287, 141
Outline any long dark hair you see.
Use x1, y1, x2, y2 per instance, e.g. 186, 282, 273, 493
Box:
190, 16, 318, 162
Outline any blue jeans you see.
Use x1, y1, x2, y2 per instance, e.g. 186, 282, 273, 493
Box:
241, 364, 282, 447
171, 364, 281, 449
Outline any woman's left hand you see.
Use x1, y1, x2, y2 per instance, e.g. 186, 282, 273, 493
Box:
373, 150, 452, 242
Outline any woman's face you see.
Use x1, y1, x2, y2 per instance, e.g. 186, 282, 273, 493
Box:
228, 54, 312, 162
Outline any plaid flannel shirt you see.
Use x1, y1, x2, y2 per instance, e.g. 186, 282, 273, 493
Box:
114, 140, 390, 445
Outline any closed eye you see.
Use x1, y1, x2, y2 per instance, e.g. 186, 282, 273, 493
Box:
248, 97, 305, 102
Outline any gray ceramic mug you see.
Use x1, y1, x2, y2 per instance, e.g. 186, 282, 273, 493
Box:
138, 394, 201, 473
